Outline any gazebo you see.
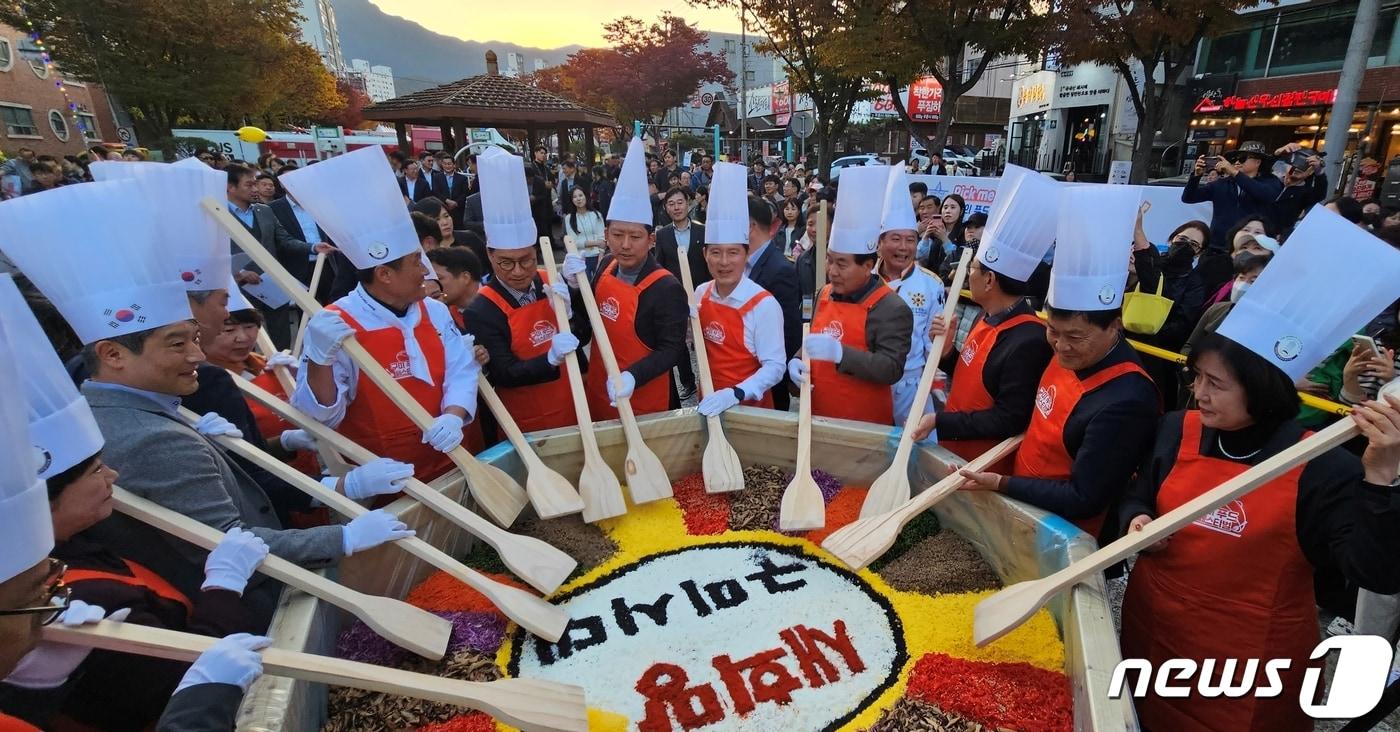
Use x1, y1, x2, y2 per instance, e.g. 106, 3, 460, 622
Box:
362, 51, 617, 162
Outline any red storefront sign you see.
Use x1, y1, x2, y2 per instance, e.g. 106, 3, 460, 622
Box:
1194, 88, 1338, 113
906, 76, 943, 122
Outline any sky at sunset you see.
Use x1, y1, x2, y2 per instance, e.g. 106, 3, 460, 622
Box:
369, 0, 747, 48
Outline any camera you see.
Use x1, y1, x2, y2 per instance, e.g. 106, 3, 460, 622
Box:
1289, 148, 1318, 171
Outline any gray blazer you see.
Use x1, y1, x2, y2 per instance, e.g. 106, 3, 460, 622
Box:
233, 203, 313, 283
81, 383, 343, 581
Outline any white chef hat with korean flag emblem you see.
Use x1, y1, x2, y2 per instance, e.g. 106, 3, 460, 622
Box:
704, 162, 749, 245
0, 182, 191, 344
89, 160, 229, 291
478, 146, 535, 250
0, 300, 52, 584
829, 164, 889, 254
279, 146, 421, 270
1046, 185, 1140, 311
0, 275, 103, 480
606, 137, 654, 227
879, 163, 917, 234
1219, 206, 1400, 381
978, 165, 1060, 281
226, 273, 253, 312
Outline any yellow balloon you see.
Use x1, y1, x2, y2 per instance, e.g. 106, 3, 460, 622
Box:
236, 125, 267, 143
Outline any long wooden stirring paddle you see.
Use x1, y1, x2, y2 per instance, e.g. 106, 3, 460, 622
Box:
204, 197, 528, 527
478, 377, 586, 519
779, 325, 824, 531
860, 247, 974, 517
174, 406, 568, 640
538, 239, 627, 522
674, 249, 744, 493
112, 486, 451, 660
561, 236, 672, 503
249, 328, 354, 477
44, 621, 589, 732
291, 250, 327, 358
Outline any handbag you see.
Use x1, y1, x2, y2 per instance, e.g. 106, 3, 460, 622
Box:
1122, 276, 1174, 335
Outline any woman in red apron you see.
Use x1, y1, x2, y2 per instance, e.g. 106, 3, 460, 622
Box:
1118, 333, 1400, 731
584, 260, 675, 420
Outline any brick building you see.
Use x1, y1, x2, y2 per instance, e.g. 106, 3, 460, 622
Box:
0, 22, 119, 158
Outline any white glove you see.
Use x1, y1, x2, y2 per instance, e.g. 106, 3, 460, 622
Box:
561, 253, 586, 286
698, 388, 742, 417
421, 413, 465, 453
302, 310, 354, 366
202, 527, 269, 596
788, 357, 808, 387
194, 412, 243, 440
804, 333, 843, 363
547, 332, 579, 366
342, 458, 414, 500
279, 429, 317, 453
173, 633, 272, 695
266, 352, 299, 372
342, 509, 415, 555
549, 281, 574, 318
688, 302, 699, 319
607, 372, 636, 406
4, 602, 132, 689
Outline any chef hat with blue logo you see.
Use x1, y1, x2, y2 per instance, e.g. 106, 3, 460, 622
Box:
279, 147, 422, 270
0, 305, 51, 584
1047, 185, 1140, 311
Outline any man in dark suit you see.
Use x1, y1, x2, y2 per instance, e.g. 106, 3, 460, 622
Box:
653, 186, 706, 399
398, 160, 434, 204
267, 192, 347, 304
557, 158, 590, 210
226, 163, 320, 348
743, 195, 802, 411
432, 152, 470, 227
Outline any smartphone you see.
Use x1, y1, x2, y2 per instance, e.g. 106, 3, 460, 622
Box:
1354, 334, 1385, 358
1204, 156, 1222, 168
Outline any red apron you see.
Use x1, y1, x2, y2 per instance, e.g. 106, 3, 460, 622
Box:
0, 714, 40, 732
585, 261, 674, 420
809, 284, 896, 425
1121, 411, 1316, 732
328, 301, 455, 483
1011, 358, 1148, 535
245, 363, 322, 478
64, 558, 195, 617
479, 275, 578, 432
699, 285, 775, 409
942, 312, 1043, 465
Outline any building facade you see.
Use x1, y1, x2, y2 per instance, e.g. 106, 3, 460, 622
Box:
348, 58, 396, 103
298, 0, 344, 72
0, 23, 118, 156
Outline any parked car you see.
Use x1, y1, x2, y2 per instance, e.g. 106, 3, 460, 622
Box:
829, 153, 880, 180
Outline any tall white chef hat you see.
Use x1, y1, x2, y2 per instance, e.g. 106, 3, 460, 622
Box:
478, 146, 536, 250
0, 182, 191, 344
89, 160, 229, 291
0, 275, 103, 479
0, 311, 51, 584
829, 165, 889, 255
226, 273, 253, 312
978, 165, 1060, 282
278, 147, 421, 270
1046, 186, 1140, 311
1219, 206, 1400, 381
606, 137, 654, 227
704, 162, 750, 245
879, 164, 917, 234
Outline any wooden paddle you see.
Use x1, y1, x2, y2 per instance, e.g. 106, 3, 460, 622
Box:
189, 393, 576, 598
173, 405, 569, 640
291, 250, 327, 358
111, 486, 451, 660
539, 238, 627, 522
823, 434, 1024, 570
673, 247, 744, 493
860, 247, 974, 517
251, 328, 354, 478
204, 197, 528, 528
974, 416, 1363, 647
44, 621, 589, 732
779, 324, 824, 531
561, 235, 672, 503
474, 379, 585, 519
814, 200, 828, 294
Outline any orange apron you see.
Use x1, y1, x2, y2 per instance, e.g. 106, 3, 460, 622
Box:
64, 558, 195, 617
0, 714, 40, 732
941, 312, 1043, 465
328, 301, 456, 483
699, 286, 775, 409
1011, 358, 1148, 535
585, 261, 674, 420
478, 275, 578, 432
1121, 411, 1316, 732
809, 283, 896, 425
245, 362, 322, 478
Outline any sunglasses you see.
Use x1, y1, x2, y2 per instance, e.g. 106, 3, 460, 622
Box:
0, 559, 71, 626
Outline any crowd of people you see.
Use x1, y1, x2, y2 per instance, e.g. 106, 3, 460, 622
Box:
0, 131, 1398, 732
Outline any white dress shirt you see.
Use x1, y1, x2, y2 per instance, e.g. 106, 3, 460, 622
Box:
290, 285, 480, 428
695, 277, 786, 399
289, 198, 323, 247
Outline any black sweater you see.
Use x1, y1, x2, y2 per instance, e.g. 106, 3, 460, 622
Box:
589, 252, 689, 392
937, 299, 1053, 442
463, 275, 591, 388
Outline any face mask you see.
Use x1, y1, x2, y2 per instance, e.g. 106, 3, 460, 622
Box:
1229, 280, 1250, 302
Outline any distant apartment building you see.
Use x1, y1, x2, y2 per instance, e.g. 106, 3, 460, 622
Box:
505, 52, 525, 77
534, 58, 546, 73
298, 0, 345, 71
348, 59, 396, 102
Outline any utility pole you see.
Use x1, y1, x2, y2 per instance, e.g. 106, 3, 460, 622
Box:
1322, 0, 1379, 191
739, 0, 749, 164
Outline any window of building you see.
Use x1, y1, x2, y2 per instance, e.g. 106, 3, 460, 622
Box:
17, 37, 47, 78
1200, 30, 1252, 75
48, 110, 67, 141
0, 38, 12, 72
76, 112, 99, 141
1, 104, 39, 137
745, 70, 755, 82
